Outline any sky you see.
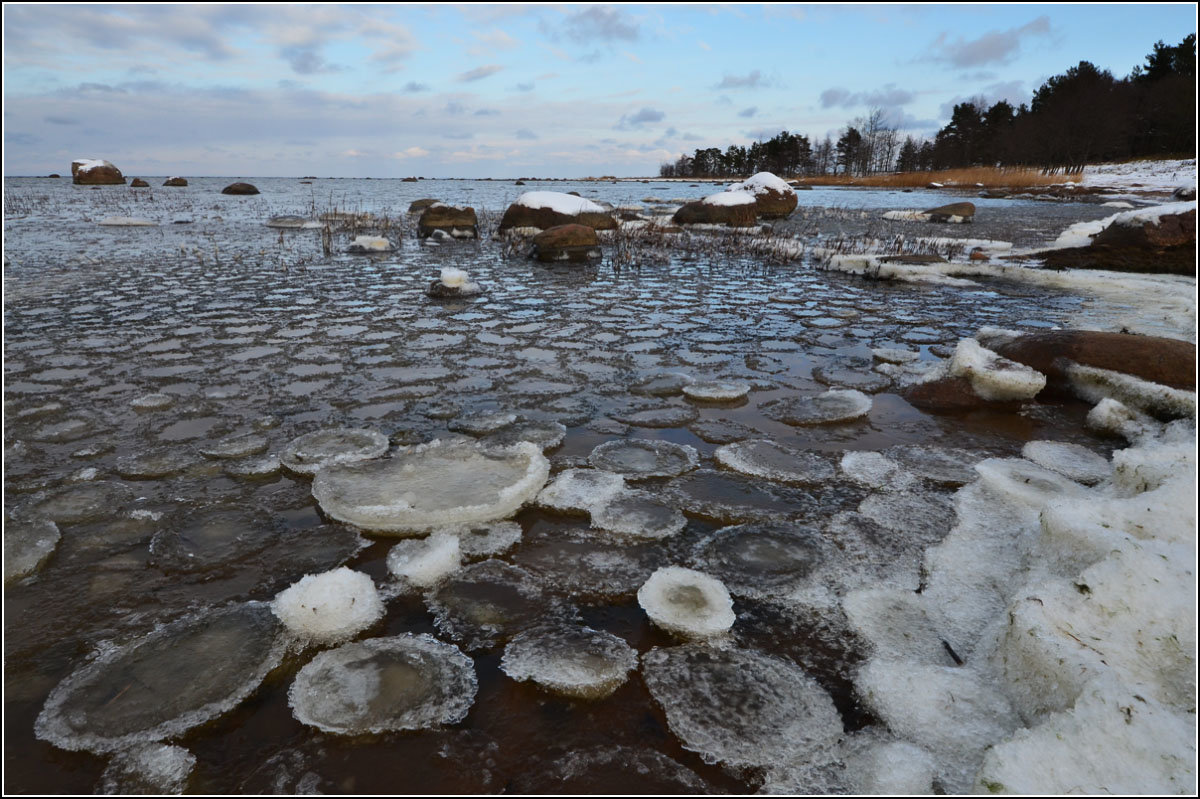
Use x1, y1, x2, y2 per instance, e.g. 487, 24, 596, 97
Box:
2, 3, 1196, 178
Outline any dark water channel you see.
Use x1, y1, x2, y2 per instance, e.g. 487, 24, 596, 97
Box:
3, 177, 1122, 794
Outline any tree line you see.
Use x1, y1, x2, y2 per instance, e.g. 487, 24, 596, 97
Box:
661, 35, 1195, 177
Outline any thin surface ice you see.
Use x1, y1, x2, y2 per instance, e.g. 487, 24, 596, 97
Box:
4, 515, 61, 583
386, 531, 462, 588
500, 622, 638, 699
681, 381, 752, 401
35, 602, 286, 754
536, 468, 628, 514
24, 481, 133, 524
288, 633, 477, 734
762, 389, 872, 425
97, 743, 196, 795
438, 520, 523, 559
148, 507, 278, 573
588, 438, 699, 480
479, 419, 567, 450
637, 566, 735, 639
715, 439, 836, 484
689, 522, 831, 599
311, 439, 549, 533
885, 444, 980, 486
271, 567, 385, 644
1021, 439, 1111, 485
509, 746, 710, 794
280, 427, 389, 476
589, 489, 687, 540
425, 560, 548, 651
839, 451, 920, 492
641, 643, 843, 771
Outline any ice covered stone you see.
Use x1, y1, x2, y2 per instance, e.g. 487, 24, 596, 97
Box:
641, 643, 842, 770
681, 381, 752, 402
885, 444, 979, 486
630, 372, 695, 397
589, 490, 686, 539
115, 448, 198, 480
25, 481, 133, 524
312, 439, 549, 533
536, 468, 627, 514
346, 236, 393, 253
1021, 440, 1110, 485
386, 531, 462, 588
1086, 397, 1154, 440
839, 451, 919, 491
280, 428, 389, 476
35, 602, 286, 753
689, 522, 830, 599
637, 566, 735, 639
271, 567, 385, 645
288, 634, 477, 734
149, 507, 279, 573
4, 515, 60, 583
500, 622, 638, 699
612, 405, 699, 428
439, 520, 523, 559
479, 419, 567, 450
588, 438, 699, 480
97, 743, 195, 795
974, 457, 1086, 509
197, 432, 270, 459
715, 439, 836, 484
948, 338, 1046, 401
855, 660, 1020, 792
426, 560, 548, 650
763, 389, 872, 425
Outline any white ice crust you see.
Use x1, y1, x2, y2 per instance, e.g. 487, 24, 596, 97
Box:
386, 531, 462, 588
727, 171, 794, 196
948, 338, 1046, 401
515, 191, 606, 215
271, 567, 385, 644
701, 190, 757, 207
637, 566, 735, 639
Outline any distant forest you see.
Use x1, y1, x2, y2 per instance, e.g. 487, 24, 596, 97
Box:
660, 35, 1196, 178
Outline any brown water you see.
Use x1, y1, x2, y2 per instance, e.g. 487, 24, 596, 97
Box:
4, 178, 1117, 794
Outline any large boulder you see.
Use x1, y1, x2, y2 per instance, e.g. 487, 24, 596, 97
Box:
979, 330, 1195, 393
672, 191, 758, 228
1091, 207, 1195, 250
130, 178, 150, 188
221, 182, 259, 195
924, 202, 975, 223
531, 224, 600, 263
71, 159, 125, 185
163, 177, 188, 187
728, 172, 797, 219
417, 204, 478, 239
497, 192, 616, 234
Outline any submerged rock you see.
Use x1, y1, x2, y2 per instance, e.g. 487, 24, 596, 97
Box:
501, 622, 638, 699
312, 439, 549, 533
35, 602, 286, 753
637, 566, 735, 640
641, 643, 842, 770
417, 204, 478, 239
531, 224, 601, 262
288, 634, 477, 734
271, 567, 385, 645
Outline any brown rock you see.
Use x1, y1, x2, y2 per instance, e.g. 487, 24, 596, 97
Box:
751, 188, 798, 219
1092, 208, 1195, 250
162, 177, 188, 187
531, 224, 600, 263
408, 198, 440, 213
900, 376, 1009, 411
497, 201, 616, 234
71, 159, 125, 185
402, 177, 419, 182
47, 173, 61, 178
880, 254, 946, 265
130, 178, 149, 187
417, 204, 478, 239
982, 330, 1195, 393
969, 250, 989, 261
923, 202, 975, 222
221, 182, 259, 195
672, 200, 757, 228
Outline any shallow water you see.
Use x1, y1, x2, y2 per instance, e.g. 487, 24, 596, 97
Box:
4, 176, 1123, 793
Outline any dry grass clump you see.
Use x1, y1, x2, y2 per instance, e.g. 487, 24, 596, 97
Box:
793, 166, 1083, 189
